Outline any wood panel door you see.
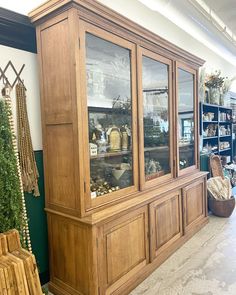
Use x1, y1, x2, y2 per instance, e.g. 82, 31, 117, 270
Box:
175, 62, 199, 177
183, 178, 206, 234
97, 206, 149, 295
150, 190, 183, 261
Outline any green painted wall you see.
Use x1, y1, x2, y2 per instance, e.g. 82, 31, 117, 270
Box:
200, 153, 210, 173
24, 151, 49, 284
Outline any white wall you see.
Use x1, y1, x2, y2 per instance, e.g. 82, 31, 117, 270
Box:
97, 0, 236, 90
0, 45, 42, 150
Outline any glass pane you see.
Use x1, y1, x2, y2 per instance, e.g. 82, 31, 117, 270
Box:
86, 33, 133, 199
142, 56, 170, 181
178, 68, 195, 170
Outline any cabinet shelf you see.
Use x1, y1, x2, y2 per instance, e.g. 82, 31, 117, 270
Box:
144, 146, 168, 152
90, 150, 131, 159
179, 143, 194, 147
203, 121, 218, 123
219, 121, 231, 124
219, 135, 231, 138
219, 148, 231, 152
88, 106, 131, 115
203, 136, 218, 140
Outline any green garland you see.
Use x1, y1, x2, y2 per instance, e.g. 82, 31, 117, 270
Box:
0, 99, 24, 234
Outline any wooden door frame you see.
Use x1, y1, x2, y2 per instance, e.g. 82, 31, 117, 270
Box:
78, 20, 139, 211
175, 61, 199, 177
137, 46, 174, 191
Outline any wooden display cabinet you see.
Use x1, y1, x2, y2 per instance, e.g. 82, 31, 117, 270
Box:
29, 1, 208, 294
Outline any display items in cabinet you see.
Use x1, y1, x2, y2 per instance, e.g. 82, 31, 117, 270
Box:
220, 141, 230, 150
86, 33, 134, 198
202, 112, 215, 121
89, 143, 98, 156
220, 112, 231, 122
142, 55, 170, 180
90, 178, 120, 198
178, 68, 195, 169
203, 124, 217, 137
179, 159, 187, 169
145, 159, 164, 180
202, 143, 218, 154
219, 125, 231, 136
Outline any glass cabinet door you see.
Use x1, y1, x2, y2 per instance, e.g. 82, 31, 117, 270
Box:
177, 65, 197, 174
81, 23, 138, 205
139, 49, 173, 189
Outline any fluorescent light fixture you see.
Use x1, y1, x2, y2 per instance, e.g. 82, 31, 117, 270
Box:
138, 0, 236, 66
188, 0, 236, 44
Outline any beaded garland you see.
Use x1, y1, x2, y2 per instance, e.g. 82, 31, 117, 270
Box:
1, 84, 32, 252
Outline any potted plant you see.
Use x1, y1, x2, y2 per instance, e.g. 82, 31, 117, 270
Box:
205, 70, 224, 105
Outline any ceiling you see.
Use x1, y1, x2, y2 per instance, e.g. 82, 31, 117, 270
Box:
1, 0, 236, 66
204, 0, 236, 34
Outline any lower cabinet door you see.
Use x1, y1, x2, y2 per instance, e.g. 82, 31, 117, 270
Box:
97, 206, 149, 295
183, 178, 206, 234
150, 190, 183, 261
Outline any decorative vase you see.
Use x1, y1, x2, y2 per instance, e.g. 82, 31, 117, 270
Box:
220, 93, 224, 106
109, 126, 121, 151
209, 87, 220, 105
121, 130, 128, 151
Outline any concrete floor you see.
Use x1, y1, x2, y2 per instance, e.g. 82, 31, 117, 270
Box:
47, 209, 236, 295
131, 210, 236, 295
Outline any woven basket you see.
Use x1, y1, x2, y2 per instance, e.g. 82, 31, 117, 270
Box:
208, 196, 235, 217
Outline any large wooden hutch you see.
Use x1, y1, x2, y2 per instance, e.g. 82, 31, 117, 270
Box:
29, 1, 208, 294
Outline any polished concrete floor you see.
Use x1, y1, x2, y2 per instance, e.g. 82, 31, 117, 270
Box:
48, 210, 236, 295
130, 210, 236, 295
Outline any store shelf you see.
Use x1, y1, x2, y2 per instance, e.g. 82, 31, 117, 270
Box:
219, 148, 231, 152
203, 136, 218, 140
200, 102, 233, 162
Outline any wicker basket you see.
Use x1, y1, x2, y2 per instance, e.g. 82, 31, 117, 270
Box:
208, 196, 235, 217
